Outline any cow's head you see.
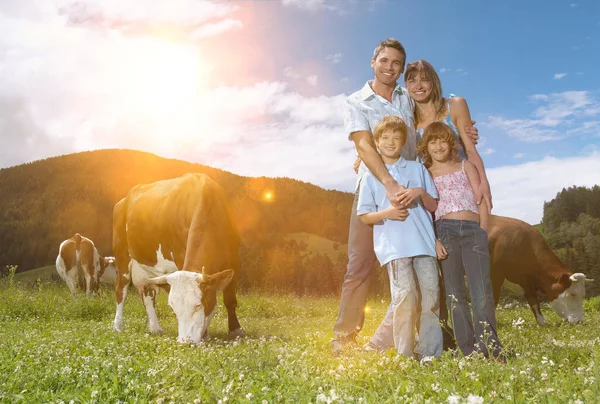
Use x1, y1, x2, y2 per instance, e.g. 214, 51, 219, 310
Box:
145, 268, 234, 344
549, 273, 593, 323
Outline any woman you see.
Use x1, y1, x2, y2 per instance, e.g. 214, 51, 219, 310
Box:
405, 60, 492, 210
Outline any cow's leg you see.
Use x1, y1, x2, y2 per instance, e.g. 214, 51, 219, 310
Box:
223, 274, 243, 337
142, 285, 164, 334
490, 268, 504, 306
525, 287, 546, 326
64, 267, 79, 295
113, 269, 130, 332
82, 264, 93, 296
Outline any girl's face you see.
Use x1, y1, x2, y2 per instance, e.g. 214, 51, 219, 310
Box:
427, 138, 450, 163
406, 74, 433, 103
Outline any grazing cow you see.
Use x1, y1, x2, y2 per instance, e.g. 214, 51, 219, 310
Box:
56, 233, 103, 295
487, 215, 593, 325
112, 173, 242, 344
99, 256, 117, 284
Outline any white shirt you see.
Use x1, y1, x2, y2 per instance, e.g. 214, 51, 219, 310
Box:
342, 81, 416, 191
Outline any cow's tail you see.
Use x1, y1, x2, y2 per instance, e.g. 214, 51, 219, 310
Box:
74, 233, 86, 291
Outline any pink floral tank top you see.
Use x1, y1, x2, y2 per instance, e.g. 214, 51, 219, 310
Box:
433, 161, 479, 220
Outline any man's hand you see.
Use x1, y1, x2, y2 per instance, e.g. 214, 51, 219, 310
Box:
464, 120, 479, 145
385, 182, 407, 209
435, 240, 448, 261
382, 205, 409, 221
397, 187, 423, 208
353, 155, 362, 174
477, 179, 493, 212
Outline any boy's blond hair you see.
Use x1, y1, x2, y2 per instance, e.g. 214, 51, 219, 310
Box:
373, 115, 408, 144
417, 122, 460, 168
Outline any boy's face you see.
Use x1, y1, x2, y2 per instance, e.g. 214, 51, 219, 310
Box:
376, 130, 404, 161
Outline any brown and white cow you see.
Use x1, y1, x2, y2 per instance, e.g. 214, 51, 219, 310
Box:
112, 173, 242, 344
488, 215, 593, 325
56, 233, 110, 295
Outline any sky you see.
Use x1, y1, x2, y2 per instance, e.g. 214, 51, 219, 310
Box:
1, 0, 599, 224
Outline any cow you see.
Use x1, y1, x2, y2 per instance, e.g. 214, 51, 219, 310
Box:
112, 173, 242, 344
99, 256, 117, 284
56, 233, 107, 295
487, 215, 593, 325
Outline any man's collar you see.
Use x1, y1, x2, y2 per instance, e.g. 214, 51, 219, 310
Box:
359, 80, 403, 101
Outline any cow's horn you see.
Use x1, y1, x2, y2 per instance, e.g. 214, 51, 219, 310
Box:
570, 273, 586, 282
145, 275, 169, 285
585, 278, 595, 283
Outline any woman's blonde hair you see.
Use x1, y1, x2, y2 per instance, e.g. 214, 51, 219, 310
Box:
404, 60, 444, 126
417, 122, 460, 168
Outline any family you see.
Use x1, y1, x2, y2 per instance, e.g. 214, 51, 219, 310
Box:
332, 38, 504, 362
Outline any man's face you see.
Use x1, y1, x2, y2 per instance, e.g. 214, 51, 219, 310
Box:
371, 47, 405, 87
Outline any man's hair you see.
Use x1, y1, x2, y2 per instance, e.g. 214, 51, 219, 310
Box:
373, 115, 408, 144
417, 122, 460, 168
373, 38, 406, 66
405, 60, 444, 125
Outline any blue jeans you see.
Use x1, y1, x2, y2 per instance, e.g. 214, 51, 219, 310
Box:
436, 219, 503, 358
333, 191, 378, 337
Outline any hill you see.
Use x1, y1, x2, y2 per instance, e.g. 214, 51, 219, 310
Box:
0, 149, 353, 293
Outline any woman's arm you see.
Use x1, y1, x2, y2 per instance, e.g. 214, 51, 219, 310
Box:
451, 97, 492, 212
464, 160, 489, 230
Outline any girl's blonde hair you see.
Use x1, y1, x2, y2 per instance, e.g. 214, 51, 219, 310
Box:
417, 122, 460, 168
404, 60, 444, 126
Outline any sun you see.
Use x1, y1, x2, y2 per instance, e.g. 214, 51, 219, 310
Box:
115, 39, 209, 117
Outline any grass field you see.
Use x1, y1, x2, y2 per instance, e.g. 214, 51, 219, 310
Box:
1, 275, 599, 403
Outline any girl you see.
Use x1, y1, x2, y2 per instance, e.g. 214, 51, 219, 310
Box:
404, 60, 492, 213
416, 122, 504, 361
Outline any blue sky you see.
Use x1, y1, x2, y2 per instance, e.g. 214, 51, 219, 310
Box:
1, 0, 599, 224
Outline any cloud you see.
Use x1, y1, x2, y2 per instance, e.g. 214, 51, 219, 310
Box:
284, 66, 301, 79
281, 0, 342, 13
487, 152, 600, 224
483, 148, 495, 155
326, 53, 343, 64
553, 73, 567, 80
189, 18, 243, 39
486, 90, 600, 142
439, 68, 449, 73
306, 75, 318, 86
513, 153, 525, 158
570, 3, 578, 7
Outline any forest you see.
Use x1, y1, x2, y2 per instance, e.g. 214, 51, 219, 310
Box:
1, 150, 598, 296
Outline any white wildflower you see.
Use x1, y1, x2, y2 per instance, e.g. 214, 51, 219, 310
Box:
467, 394, 484, 404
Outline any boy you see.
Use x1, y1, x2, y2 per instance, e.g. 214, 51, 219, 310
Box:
357, 115, 442, 359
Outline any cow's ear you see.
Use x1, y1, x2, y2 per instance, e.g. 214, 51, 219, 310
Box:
552, 273, 572, 291
210, 269, 234, 291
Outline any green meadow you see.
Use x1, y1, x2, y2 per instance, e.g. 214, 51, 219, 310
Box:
1, 274, 599, 403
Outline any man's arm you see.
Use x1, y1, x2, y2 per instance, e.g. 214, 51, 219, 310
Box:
352, 130, 406, 209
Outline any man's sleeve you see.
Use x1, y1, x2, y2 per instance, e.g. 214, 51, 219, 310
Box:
343, 97, 371, 140
357, 176, 377, 215
421, 164, 439, 200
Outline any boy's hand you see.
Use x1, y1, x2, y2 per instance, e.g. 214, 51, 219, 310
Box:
383, 205, 409, 221
396, 187, 423, 207
435, 240, 448, 261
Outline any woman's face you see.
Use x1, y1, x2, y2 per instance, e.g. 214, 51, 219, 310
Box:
427, 137, 450, 163
406, 74, 433, 103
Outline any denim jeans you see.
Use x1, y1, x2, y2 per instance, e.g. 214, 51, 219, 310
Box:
436, 219, 503, 358
333, 191, 378, 337
387, 256, 443, 358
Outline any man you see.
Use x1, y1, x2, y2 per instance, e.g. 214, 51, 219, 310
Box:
332, 38, 479, 354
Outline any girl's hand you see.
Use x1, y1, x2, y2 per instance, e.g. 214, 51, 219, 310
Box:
383, 205, 409, 221
353, 156, 362, 174
436, 240, 448, 261
397, 187, 423, 207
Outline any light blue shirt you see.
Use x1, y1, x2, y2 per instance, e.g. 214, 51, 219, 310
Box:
342, 81, 416, 191
357, 157, 438, 266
